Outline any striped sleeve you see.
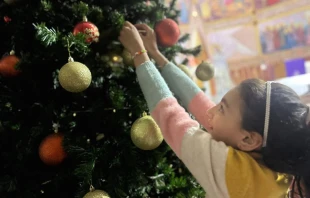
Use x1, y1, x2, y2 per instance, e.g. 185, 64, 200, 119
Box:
136, 61, 198, 156
160, 62, 215, 130
136, 61, 230, 197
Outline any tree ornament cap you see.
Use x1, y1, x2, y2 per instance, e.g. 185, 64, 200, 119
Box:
89, 185, 95, 192
9, 50, 15, 55
142, 112, 147, 117
68, 56, 74, 62
83, 16, 88, 22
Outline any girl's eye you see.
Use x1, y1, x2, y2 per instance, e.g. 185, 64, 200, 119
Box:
218, 104, 224, 113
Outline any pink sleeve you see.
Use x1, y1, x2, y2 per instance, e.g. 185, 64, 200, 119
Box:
188, 92, 216, 131
151, 97, 230, 197
151, 97, 199, 157
160, 62, 216, 130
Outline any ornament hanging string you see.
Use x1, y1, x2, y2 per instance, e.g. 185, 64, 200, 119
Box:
85, 156, 96, 188
66, 38, 74, 62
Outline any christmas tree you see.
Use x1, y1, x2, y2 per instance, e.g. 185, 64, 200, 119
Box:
0, 0, 203, 197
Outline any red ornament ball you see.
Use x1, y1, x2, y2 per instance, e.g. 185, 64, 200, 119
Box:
154, 18, 180, 47
0, 55, 21, 77
73, 18, 99, 43
39, 133, 67, 166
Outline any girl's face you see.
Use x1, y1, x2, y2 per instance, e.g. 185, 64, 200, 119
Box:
206, 87, 263, 151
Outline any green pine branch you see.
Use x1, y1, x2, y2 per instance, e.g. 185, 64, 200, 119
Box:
64, 33, 91, 57
109, 10, 125, 32
178, 33, 190, 43
33, 23, 90, 56
72, 1, 89, 18
161, 45, 201, 61
33, 23, 60, 47
40, 0, 52, 12
179, 45, 201, 56
181, 58, 189, 65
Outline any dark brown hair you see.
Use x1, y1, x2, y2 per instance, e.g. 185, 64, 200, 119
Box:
239, 78, 310, 197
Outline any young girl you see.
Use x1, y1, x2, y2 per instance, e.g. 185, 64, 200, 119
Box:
118, 21, 310, 198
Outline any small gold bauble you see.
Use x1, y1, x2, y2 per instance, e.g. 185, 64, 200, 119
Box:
131, 112, 163, 150
121, 49, 134, 66
4, 0, 18, 5
58, 59, 92, 93
195, 61, 214, 81
177, 64, 192, 79
83, 190, 110, 198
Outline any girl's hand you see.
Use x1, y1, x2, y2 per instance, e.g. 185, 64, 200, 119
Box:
135, 23, 169, 68
135, 24, 158, 56
119, 21, 145, 55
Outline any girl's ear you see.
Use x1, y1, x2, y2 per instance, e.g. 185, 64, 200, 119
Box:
237, 131, 263, 152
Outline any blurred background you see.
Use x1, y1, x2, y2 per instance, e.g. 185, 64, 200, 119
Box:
166, 0, 310, 104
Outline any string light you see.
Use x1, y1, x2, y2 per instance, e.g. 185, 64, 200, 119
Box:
112, 55, 122, 63
192, 11, 198, 17
112, 56, 118, 61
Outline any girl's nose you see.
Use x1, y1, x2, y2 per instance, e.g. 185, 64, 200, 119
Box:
207, 106, 216, 119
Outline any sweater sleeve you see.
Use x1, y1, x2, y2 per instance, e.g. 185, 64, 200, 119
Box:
160, 62, 215, 130
136, 61, 230, 197
135, 61, 198, 156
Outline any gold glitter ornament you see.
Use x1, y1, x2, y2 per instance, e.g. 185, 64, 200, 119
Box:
121, 49, 133, 66
195, 61, 214, 81
83, 186, 110, 198
131, 112, 163, 150
58, 57, 92, 93
177, 64, 192, 79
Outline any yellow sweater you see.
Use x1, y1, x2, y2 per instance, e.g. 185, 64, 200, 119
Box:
180, 130, 291, 198
226, 148, 291, 198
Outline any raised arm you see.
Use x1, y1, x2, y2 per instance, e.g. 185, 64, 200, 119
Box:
154, 51, 215, 131
136, 60, 199, 156
119, 22, 230, 197
135, 23, 215, 131
119, 22, 199, 156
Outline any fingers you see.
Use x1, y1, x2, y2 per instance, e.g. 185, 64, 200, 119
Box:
124, 21, 134, 28
120, 21, 138, 36
119, 26, 131, 44
135, 24, 152, 31
119, 21, 141, 44
120, 26, 131, 35
135, 24, 153, 35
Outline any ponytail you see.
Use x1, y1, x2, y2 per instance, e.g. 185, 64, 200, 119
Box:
289, 176, 309, 198
289, 163, 310, 198
289, 106, 310, 198
301, 173, 310, 197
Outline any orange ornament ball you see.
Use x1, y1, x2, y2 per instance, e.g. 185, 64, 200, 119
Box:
154, 18, 180, 47
39, 133, 67, 166
0, 55, 21, 77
